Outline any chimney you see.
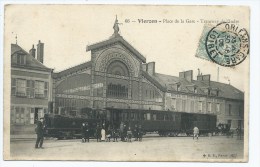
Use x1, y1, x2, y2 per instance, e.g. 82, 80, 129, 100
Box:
29, 44, 36, 58
142, 63, 148, 72
147, 62, 155, 75
197, 74, 211, 85
179, 70, 193, 82
37, 40, 44, 63
198, 68, 200, 76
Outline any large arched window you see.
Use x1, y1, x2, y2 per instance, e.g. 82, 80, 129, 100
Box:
106, 60, 129, 99
107, 83, 128, 98
107, 60, 129, 77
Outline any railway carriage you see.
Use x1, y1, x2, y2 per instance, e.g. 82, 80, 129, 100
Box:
44, 107, 217, 139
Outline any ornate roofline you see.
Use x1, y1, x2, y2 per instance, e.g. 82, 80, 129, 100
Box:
86, 36, 146, 63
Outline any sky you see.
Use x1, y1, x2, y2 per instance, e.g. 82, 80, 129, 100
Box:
5, 5, 249, 91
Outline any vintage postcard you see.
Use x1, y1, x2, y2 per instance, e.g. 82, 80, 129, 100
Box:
4, 5, 249, 162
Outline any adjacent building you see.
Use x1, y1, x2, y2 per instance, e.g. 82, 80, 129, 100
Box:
11, 41, 52, 134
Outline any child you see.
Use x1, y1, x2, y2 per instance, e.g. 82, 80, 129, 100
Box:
113, 129, 119, 142
106, 128, 111, 142
127, 127, 132, 142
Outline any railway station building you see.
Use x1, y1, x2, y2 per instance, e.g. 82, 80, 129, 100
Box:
10, 19, 244, 134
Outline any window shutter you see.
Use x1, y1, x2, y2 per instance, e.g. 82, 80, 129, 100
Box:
11, 78, 16, 96
17, 54, 21, 64
30, 108, 35, 124
23, 55, 26, 65
15, 107, 20, 124
31, 80, 35, 97
26, 80, 30, 97
44, 82, 48, 98
11, 55, 17, 64
26, 107, 30, 124
20, 107, 25, 124
202, 101, 206, 113
44, 82, 48, 89
11, 78, 16, 86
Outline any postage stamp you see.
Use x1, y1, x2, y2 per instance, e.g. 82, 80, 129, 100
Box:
205, 22, 249, 67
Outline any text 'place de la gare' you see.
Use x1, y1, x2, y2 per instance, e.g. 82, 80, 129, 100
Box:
10, 18, 244, 135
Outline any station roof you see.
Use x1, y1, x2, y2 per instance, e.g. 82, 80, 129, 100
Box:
52, 61, 92, 79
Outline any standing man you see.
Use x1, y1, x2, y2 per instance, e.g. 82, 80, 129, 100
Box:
120, 122, 124, 141
133, 124, 138, 141
138, 125, 143, 142
35, 117, 45, 149
193, 126, 199, 140
96, 124, 101, 142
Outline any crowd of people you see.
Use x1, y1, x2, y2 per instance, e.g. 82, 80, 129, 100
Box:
81, 122, 143, 143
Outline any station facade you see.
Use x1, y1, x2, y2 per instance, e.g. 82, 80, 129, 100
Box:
10, 19, 244, 134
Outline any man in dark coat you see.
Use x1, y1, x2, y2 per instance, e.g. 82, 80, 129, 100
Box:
96, 124, 101, 142
138, 125, 143, 142
35, 118, 45, 149
133, 124, 138, 141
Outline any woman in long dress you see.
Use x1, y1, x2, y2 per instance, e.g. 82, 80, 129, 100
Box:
101, 128, 106, 141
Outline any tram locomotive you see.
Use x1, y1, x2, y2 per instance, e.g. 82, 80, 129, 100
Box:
43, 107, 216, 139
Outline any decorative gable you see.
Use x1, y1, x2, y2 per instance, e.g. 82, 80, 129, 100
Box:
87, 36, 146, 63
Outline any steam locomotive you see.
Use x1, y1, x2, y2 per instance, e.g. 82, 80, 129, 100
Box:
43, 107, 216, 139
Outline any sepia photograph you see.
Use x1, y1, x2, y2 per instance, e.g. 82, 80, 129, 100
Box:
3, 4, 250, 162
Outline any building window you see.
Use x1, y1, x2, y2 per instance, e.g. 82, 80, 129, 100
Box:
16, 79, 26, 97
11, 78, 48, 99
16, 54, 26, 65
15, 107, 25, 124
152, 114, 157, 121
194, 87, 197, 93
182, 100, 186, 112
227, 120, 232, 127
171, 98, 176, 110
198, 101, 202, 112
107, 83, 128, 98
146, 113, 151, 120
177, 84, 180, 91
208, 89, 211, 96
26, 80, 35, 98
190, 101, 194, 112
207, 102, 211, 113
35, 81, 45, 98
216, 103, 220, 113
228, 104, 232, 116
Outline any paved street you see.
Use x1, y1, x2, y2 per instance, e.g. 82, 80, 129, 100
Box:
10, 135, 244, 161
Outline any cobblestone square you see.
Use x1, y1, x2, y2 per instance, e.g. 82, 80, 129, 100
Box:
10, 135, 244, 162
